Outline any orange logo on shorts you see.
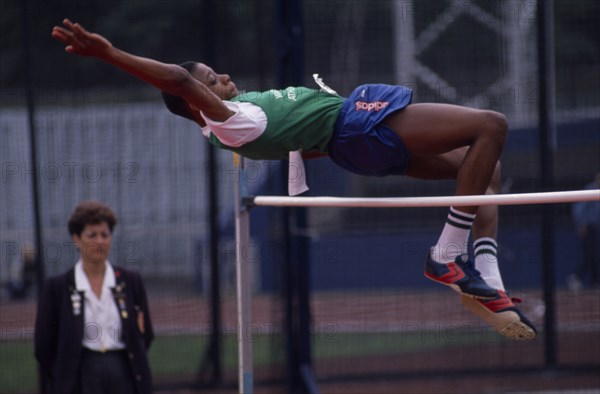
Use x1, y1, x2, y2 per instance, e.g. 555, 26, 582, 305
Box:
355, 101, 389, 112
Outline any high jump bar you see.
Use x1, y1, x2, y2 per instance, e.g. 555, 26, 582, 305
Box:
246, 189, 599, 208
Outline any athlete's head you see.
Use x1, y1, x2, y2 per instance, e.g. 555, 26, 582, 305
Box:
161, 61, 238, 121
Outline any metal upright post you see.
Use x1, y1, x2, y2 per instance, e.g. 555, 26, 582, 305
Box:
233, 153, 253, 393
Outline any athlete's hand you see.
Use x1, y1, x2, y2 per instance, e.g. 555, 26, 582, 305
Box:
51, 19, 112, 58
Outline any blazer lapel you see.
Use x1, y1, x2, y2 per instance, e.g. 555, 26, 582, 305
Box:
112, 269, 129, 342
67, 269, 85, 341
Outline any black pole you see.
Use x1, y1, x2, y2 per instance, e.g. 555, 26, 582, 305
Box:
197, 0, 221, 386
21, 0, 44, 297
295, 209, 317, 392
276, 0, 317, 392
537, 0, 557, 367
206, 138, 222, 383
275, 0, 295, 390
22, 5, 44, 392
276, 0, 305, 84
275, 0, 296, 369
281, 201, 296, 393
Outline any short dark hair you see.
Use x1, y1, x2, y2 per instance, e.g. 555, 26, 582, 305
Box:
161, 61, 198, 121
68, 201, 117, 236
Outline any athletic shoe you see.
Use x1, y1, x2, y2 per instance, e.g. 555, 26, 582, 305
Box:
424, 252, 497, 299
461, 290, 537, 340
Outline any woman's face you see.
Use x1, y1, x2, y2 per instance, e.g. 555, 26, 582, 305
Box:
72, 222, 112, 265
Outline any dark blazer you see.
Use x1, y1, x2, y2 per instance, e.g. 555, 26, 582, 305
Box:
34, 266, 154, 394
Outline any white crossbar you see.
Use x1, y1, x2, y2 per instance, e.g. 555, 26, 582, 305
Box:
251, 189, 599, 208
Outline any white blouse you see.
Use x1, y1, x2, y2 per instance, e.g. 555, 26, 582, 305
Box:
75, 261, 125, 352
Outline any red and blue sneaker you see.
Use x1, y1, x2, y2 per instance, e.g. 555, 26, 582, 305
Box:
461, 290, 537, 340
424, 252, 497, 299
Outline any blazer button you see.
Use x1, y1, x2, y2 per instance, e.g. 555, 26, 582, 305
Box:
136, 375, 142, 381
129, 353, 134, 359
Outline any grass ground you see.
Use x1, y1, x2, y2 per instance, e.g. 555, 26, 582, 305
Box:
0, 330, 502, 393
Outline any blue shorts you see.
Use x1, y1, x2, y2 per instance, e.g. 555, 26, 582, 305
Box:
328, 84, 413, 176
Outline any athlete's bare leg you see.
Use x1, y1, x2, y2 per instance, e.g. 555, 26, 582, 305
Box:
400, 147, 500, 240
382, 103, 507, 300
383, 103, 507, 216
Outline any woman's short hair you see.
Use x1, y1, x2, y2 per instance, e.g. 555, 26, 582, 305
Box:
161, 61, 198, 121
68, 201, 117, 236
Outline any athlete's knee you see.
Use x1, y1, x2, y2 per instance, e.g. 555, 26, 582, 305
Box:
482, 110, 508, 140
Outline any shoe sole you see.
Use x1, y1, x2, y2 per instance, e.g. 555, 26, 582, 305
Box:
461, 295, 536, 340
424, 272, 495, 300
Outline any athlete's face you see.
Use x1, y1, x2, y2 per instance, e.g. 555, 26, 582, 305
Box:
192, 63, 239, 100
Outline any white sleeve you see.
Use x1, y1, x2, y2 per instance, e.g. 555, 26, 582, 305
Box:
200, 101, 267, 147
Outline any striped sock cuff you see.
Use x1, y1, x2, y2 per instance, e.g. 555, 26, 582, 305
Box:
474, 237, 498, 257
446, 207, 475, 230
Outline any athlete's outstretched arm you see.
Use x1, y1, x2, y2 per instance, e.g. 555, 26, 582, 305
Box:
51, 19, 233, 122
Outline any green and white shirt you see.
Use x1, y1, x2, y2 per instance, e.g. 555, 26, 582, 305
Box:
200, 86, 343, 160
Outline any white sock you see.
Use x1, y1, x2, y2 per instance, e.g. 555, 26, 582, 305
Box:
474, 237, 505, 291
431, 207, 475, 263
